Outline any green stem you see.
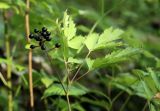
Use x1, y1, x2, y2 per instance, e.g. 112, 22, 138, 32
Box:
90, 0, 125, 34
142, 101, 148, 111
64, 59, 72, 111
70, 51, 91, 83
66, 93, 72, 111
110, 91, 123, 111
120, 95, 131, 111
3, 11, 13, 111
101, 0, 104, 16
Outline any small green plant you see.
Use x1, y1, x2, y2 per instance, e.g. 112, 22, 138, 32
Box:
1, 0, 160, 111
29, 11, 141, 111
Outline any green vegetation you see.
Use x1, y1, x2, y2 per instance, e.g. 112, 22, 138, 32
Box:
0, 0, 160, 111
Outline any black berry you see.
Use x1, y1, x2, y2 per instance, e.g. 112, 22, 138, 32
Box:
30, 27, 53, 50
34, 28, 39, 33
30, 45, 36, 49
46, 31, 51, 36
55, 43, 61, 48
42, 31, 47, 37
42, 27, 47, 32
46, 37, 51, 41
44, 35, 50, 39
41, 44, 46, 50
39, 41, 44, 46
29, 33, 34, 39
34, 35, 42, 41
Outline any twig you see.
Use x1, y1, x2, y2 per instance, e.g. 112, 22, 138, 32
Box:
25, 0, 34, 108
109, 91, 124, 111
142, 101, 148, 111
75, 70, 90, 81
120, 95, 131, 111
70, 51, 91, 83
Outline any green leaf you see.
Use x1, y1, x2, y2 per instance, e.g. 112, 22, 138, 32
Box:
15, 64, 25, 71
68, 36, 85, 49
97, 27, 123, 44
84, 33, 99, 51
0, 2, 10, 9
85, 58, 94, 70
131, 81, 148, 98
112, 82, 133, 94
0, 58, 8, 64
43, 83, 89, 98
106, 47, 140, 58
84, 28, 124, 51
92, 48, 140, 69
71, 103, 86, 111
150, 103, 156, 111
68, 57, 83, 64
148, 68, 160, 91
63, 11, 76, 40
94, 41, 123, 50
53, 98, 68, 111
61, 35, 69, 60
141, 80, 153, 100
110, 73, 137, 95
80, 97, 110, 111
25, 44, 31, 49
0, 58, 25, 71
41, 77, 54, 88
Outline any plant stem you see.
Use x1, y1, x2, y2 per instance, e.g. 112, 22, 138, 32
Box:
70, 51, 91, 83
3, 10, 13, 111
64, 58, 72, 111
25, 0, 34, 108
110, 91, 123, 111
142, 101, 148, 111
120, 95, 131, 111
90, 0, 125, 34
66, 93, 72, 111
45, 51, 71, 110
75, 70, 90, 81
101, 0, 104, 16
44, 51, 67, 94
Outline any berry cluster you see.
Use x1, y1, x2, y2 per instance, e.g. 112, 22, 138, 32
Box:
29, 27, 60, 50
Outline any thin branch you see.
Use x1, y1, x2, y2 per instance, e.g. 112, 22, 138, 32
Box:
75, 70, 90, 81
120, 95, 131, 111
142, 101, 148, 111
109, 91, 124, 110
25, 0, 34, 108
70, 51, 91, 83
112, 91, 124, 104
